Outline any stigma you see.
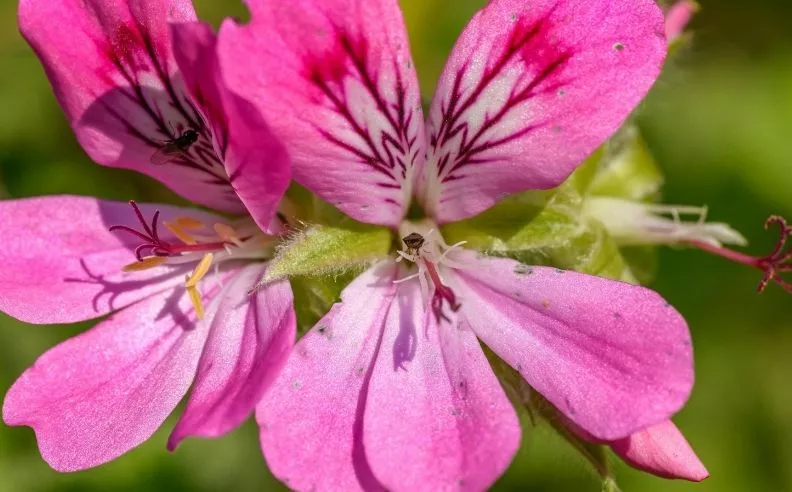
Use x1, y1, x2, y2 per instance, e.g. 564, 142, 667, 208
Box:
395, 221, 468, 323
110, 201, 272, 318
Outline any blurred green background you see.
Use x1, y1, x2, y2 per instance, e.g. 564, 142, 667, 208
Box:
1, 0, 791, 491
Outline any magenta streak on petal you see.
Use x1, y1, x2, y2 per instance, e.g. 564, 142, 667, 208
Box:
94, 25, 235, 195
432, 15, 568, 183
306, 30, 419, 186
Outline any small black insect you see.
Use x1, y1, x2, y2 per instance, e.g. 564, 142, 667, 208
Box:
402, 232, 425, 255
151, 129, 199, 165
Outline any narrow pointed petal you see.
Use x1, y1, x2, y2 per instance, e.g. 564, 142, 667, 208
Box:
168, 264, 296, 449
452, 253, 692, 440
610, 420, 709, 482
0, 196, 219, 324
18, 0, 245, 212
170, 22, 291, 232
363, 280, 520, 490
1, 279, 230, 471
217, 0, 425, 226
257, 263, 399, 491
419, 0, 667, 223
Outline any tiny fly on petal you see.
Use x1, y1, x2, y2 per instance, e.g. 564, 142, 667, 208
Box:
151, 129, 199, 165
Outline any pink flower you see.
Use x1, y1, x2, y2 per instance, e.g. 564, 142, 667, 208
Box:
1, 0, 294, 471
218, 0, 702, 488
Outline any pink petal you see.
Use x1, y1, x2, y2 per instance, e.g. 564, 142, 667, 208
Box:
257, 263, 399, 491
168, 264, 296, 449
18, 0, 245, 213
217, 0, 425, 227
363, 279, 520, 490
170, 22, 291, 233
419, 0, 667, 223
452, 253, 693, 440
1, 278, 231, 471
0, 196, 219, 324
610, 420, 709, 482
665, 1, 698, 42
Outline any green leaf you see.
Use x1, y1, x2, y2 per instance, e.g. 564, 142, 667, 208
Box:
265, 223, 392, 281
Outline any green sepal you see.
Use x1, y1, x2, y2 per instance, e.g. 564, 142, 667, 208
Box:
443, 183, 638, 282
567, 147, 605, 196
524, 387, 615, 481
620, 245, 659, 285
602, 477, 623, 492
586, 126, 665, 202
441, 185, 579, 254
484, 346, 615, 482
265, 223, 391, 281
668, 31, 695, 58
290, 272, 357, 336
282, 183, 349, 226
540, 219, 638, 282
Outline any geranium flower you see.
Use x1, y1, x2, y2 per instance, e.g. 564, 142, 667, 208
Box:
1, 0, 294, 471
218, 0, 703, 488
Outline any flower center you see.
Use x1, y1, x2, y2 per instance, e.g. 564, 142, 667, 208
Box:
395, 221, 468, 323
109, 201, 274, 318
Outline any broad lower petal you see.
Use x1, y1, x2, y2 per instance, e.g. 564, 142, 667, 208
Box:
257, 263, 398, 491
363, 279, 520, 490
610, 420, 709, 482
419, 0, 667, 223
170, 22, 291, 232
453, 253, 693, 441
218, 0, 425, 227
168, 264, 296, 449
19, 0, 245, 212
0, 196, 218, 324
1, 281, 223, 471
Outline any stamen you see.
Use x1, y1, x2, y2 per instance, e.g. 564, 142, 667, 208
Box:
175, 216, 205, 230
213, 223, 238, 242
187, 285, 206, 320
393, 272, 421, 284
164, 221, 198, 245
122, 256, 167, 272
185, 253, 214, 288
109, 202, 239, 262
691, 215, 792, 296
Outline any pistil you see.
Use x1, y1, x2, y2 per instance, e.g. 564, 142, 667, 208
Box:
396, 222, 467, 323
109, 201, 273, 319
690, 215, 792, 295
